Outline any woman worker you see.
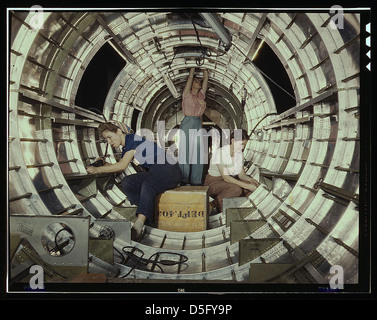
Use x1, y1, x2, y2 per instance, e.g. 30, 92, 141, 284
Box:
204, 129, 260, 213
178, 67, 208, 186
86, 122, 182, 240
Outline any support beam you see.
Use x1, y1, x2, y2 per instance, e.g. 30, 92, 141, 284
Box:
244, 13, 268, 62
264, 89, 337, 127
19, 91, 104, 122
96, 13, 138, 65
199, 13, 232, 51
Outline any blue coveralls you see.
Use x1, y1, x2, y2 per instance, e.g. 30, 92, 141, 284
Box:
120, 134, 182, 225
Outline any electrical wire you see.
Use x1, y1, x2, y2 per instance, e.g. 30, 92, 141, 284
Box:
168, 51, 177, 69
87, 107, 108, 122
54, 227, 74, 255
115, 246, 189, 278
191, 19, 230, 65
249, 112, 278, 136
232, 42, 296, 102
192, 20, 208, 66
167, 18, 230, 68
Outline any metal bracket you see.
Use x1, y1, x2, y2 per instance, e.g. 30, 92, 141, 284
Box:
230, 219, 266, 244
249, 263, 295, 283
239, 238, 281, 266
226, 207, 257, 227
95, 219, 131, 244
10, 215, 90, 267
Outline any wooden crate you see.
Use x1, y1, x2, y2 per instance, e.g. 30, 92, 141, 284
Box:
155, 186, 209, 232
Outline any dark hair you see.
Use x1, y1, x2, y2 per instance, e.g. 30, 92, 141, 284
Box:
230, 129, 249, 141
98, 122, 119, 136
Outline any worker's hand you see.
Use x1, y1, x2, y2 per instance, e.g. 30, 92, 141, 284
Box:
244, 179, 260, 192
250, 178, 260, 186
86, 166, 100, 174
244, 183, 257, 192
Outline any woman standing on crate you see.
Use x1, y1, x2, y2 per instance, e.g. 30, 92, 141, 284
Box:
204, 129, 260, 213
86, 121, 181, 240
178, 67, 208, 186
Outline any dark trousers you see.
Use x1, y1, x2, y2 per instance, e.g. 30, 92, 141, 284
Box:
121, 163, 182, 225
204, 174, 252, 213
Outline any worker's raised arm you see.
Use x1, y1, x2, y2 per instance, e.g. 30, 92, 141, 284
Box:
183, 67, 195, 96
201, 69, 208, 94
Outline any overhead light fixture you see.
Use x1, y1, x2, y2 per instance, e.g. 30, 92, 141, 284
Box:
97, 13, 138, 65
251, 39, 265, 61
107, 38, 138, 65
162, 74, 180, 99
108, 39, 129, 62
173, 46, 209, 58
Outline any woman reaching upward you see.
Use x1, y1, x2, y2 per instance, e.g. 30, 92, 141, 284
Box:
178, 67, 208, 186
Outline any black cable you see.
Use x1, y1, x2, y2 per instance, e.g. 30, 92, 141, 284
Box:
192, 20, 207, 66
192, 20, 203, 47
114, 246, 126, 265
167, 18, 230, 69
196, 57, 205, 66
232, 42, 296, 102
116, 246, 189, 278
117, 246, 144, 278
54, 227, 74, 255
215, 45, 228, 57
87, 107, 108, 122
168, 51, 177, 69
149, 251, 189, 266
249, 112, 278, 136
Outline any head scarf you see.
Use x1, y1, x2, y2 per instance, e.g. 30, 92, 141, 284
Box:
111, 120, 134, 134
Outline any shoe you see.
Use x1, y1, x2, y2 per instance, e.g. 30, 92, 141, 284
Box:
210, 207, 219, 216
209, 200, 220, 216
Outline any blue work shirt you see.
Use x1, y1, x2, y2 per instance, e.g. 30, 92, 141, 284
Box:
121, 134, 176, 169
